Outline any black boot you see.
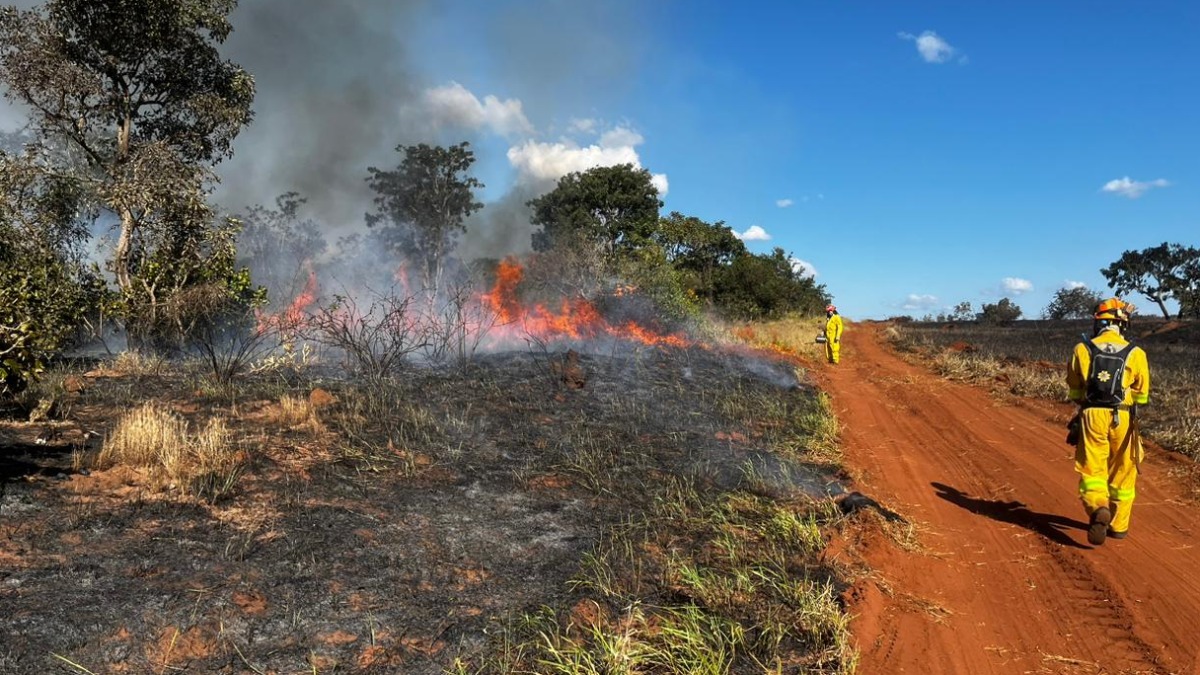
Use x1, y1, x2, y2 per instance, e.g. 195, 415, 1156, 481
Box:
1088, 507, 1112, 546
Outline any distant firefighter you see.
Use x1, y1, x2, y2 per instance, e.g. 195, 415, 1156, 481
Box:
824, 305, 843, 364
1065, 297, 1150, 546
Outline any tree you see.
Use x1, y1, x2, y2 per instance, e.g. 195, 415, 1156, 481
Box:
1044, 286, 1103, 320
1101, 242, 1200, 319
121, 199, 264, 352
1174, 256, 1200, 318
528, 163, 663, 261
654, 211, 746, 303
0, 0, 255, 293
236, 192, 327, 312
366, 142, 483, 297
0, 147, 109, 394
712, 248, 831, 320
980, 297, 1022, 325
950, 301, 974, 322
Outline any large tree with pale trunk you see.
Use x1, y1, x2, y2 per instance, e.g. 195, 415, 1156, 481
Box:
0, 0, 255, 294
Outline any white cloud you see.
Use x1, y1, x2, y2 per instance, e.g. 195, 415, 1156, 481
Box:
902, 294, 940, 311
776, 198, 794, 208
650, 173, 669, 195
423, 81, 534, 137
1002, 277, 1034, 295
898, 30, 959, 64
1101, 176, 1171, 199
733, 225, 771, 241
1063, 280, 1088, 290
791, 258, 818, 278
568, 117, 598, 134
507, 125, 668, 194
421, 83, 669, 195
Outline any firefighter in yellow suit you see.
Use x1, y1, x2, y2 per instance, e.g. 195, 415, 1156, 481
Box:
1066, 298, 1150, 546
824, 305, 843, 364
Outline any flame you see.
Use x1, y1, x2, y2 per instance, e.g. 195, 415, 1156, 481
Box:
283, 268, 319, 327
394, 261, 413, 297
480, 257, 691, 348
257, 265, 319, 333
481, 257, 525, 324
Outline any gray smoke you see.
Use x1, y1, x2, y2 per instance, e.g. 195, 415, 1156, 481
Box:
216, 0, 430, 227
3, 0, 651, 264
458, 184, 539, 262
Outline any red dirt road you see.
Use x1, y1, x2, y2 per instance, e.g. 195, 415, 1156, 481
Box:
815, 323, 1200, 675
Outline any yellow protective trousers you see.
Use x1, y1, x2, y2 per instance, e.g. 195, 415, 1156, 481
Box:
824, 315, 843, 364
825, 340, 840, 364
1074, 407, 1143, 534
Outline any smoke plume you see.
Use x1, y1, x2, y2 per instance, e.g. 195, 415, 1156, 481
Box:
216, 0, 430, 227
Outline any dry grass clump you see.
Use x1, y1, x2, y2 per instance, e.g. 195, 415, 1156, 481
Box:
728, 315, 827, 360
274, 394, 318, 429
85, 402, 245, 502
111, 350, 169, 376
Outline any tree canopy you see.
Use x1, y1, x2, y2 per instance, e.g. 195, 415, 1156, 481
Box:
366, 142, 483, 297
712, 248, 831, 320
654, 211, 747, 303
0, 0, 255, 291
980, 297, 1022, 324
1101, 242, 1200, 319
528, 163, 663, 261
1044, 286, 1103, 320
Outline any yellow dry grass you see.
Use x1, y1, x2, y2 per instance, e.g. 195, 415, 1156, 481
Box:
275, 394, 318, 429
85, 402, 244, 501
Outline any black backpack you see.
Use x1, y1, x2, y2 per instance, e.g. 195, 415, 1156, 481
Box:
1082, 338, 1135, 408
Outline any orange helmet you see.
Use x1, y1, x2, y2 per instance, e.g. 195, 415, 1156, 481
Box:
1094, 297, 1131, 322
826, 304, 837, 313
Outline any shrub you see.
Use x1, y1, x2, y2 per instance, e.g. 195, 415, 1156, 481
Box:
980, 298, 1022, 325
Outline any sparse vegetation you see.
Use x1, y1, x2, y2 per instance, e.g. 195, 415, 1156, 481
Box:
887, 319, 1200, 459
3, 340, 857, 673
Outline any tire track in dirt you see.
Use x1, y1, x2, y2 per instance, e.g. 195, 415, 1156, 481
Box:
815, 323, 1200, 675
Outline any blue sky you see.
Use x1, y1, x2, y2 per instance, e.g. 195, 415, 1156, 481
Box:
5, 1, 1194, 319
396, 1, 1198, 319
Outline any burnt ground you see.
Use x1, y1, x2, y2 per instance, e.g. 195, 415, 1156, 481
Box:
0, 345, 845, 674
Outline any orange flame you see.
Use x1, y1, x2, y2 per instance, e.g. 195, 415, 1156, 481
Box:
480, 257, 691, 348
257, 265, 319, 334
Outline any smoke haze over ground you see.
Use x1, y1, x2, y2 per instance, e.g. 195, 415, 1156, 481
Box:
2, 0, 663, 272
216, 0, 657, 262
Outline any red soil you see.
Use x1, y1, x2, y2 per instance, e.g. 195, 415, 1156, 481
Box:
817, 323, 1200, 675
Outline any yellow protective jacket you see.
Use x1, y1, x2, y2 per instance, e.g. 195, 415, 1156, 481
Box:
824, 314, 844, 343
1066, 327, 1150, 407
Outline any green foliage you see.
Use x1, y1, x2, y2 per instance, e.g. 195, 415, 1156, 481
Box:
712, 248, 831, 320
0, 0, 255, 291
950, 301, 975, 322
1044, 286, 1103, 320
121, 206, 266, 353
654, 211, 747, 303
529, 163, 663, 261
979, 297, 1022, 325
366, 142, 483, 296
613, 246, 701, 327
0, 148, 110, 396
1101, 242, 1200, 319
